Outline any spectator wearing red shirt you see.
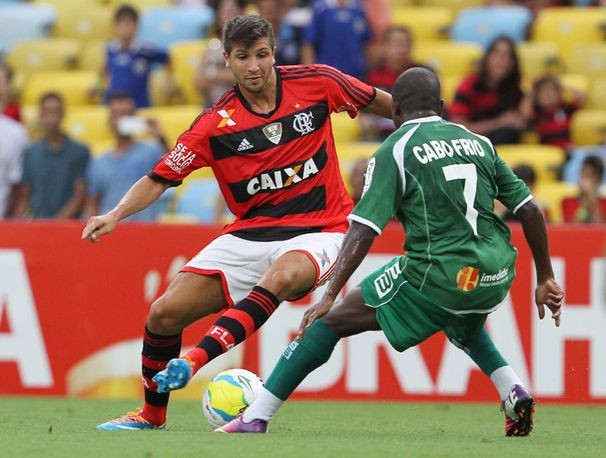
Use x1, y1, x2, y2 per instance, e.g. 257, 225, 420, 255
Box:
520, 75, 583, 153
363, 25, 419, 140
563, 155, 606, 223
0, 64, 21, 122
449, 36, 525, 145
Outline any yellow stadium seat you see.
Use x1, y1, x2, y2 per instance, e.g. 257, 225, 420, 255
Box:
21, 70, 98, 106
148, 68, 173, 107
79, 40, 105, 71
32, 0, 102, 11
336, 141, 382, 177
139, 105, 203, 145
53, 7, 113, 43
105, 0, 173, 10
420, 0, 485, 14
496, 144, 566, 183
534, 181, 579, 224
532, 7, 606, 61
413, 41, 482, 81
391, 6, 453, 41
62, 105, 112, 145
586, 77, 606, 110
516, 41, 561, 82
571, 109, 606, 146
6, 38, 81, 75
563, 45, 606, 83
89, 139, 115, 157
170, 39, 208, 106
330, 112, 362, 145
20, 105, 40, 138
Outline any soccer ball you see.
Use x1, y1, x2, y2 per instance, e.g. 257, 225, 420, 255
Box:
202, 368, 263, 427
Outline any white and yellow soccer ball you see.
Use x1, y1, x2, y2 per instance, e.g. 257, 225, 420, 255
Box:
202, 368, 263, 427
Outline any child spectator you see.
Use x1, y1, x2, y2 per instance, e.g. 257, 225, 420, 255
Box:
99, 4, 174, 108
499, 163, 550, 223
562, 155, 606, 223
16, 93, 90, 219
520, 75, 583, 153
449, 36, 525, 145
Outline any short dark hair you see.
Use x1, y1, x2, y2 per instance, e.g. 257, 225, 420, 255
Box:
223, 15, 275, 55
478, 35, 521, 108
114, 4, 139, 22
392, 67, 441, 114
583, 155, 605, 181
39, 91, 64, 107
382, 25, 413, 44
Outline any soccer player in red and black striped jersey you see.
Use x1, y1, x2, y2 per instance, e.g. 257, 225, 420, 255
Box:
83, 14, 392, 430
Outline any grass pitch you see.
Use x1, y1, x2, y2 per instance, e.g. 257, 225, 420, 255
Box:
1, 397, 605, 457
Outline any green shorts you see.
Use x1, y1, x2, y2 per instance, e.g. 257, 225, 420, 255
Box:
360, 257, 487, 352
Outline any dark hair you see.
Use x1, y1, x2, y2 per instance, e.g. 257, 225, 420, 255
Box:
114, 4, 139, 22
382, 25, 413, 44
512, 164, 536, 187
478, 36, 522, 110
392, 67, 441, 114
531, 74, 561, 111
39, 91, 64, 107
107, 89, 135, 103
223, 15, 275, 55
583, 155, 605, 181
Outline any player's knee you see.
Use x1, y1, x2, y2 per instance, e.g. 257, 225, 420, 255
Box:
263, 268, 300, 300
147, 296, 184, 334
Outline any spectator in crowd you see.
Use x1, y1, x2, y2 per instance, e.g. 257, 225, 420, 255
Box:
274, 0, 312, 66
362, 25, 419, 140
302, 0, 373, 80
15, 93, 90, 219
0, 113, 28, 218
0, 64, 20, 122
497, 164, 549, 223
194, 0, 246, 106
562, 131, 606, 187
98, 4, 174, 108
86, 91, 166, 221
449, 36, 525, 145
520, 75, 583, 153
562, 155, 606, 224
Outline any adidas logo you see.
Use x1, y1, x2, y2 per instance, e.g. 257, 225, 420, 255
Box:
237, 138, 254, 151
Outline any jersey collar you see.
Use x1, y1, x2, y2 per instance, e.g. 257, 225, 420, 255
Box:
400, 115, 442, 127
235, 67, 283, 119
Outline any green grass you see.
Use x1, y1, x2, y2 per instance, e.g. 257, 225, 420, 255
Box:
1, 397, 605, 457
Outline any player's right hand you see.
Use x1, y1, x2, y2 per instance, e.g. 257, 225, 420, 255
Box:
81, 214, 119, 243
298, 298, 334, 339
535, 278, 564, 327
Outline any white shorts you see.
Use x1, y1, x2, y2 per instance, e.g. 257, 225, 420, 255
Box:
181, 231, 345, 306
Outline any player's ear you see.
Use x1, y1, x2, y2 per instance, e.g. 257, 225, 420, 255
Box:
438, 99, 445, 117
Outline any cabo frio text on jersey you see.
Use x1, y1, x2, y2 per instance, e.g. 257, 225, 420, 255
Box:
412, 138, 487, 165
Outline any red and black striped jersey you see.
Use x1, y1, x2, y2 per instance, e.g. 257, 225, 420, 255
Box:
150, 64, 376, 240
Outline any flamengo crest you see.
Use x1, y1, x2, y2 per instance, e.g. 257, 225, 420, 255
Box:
293, 112, 315, 135
263, 122, 283, 144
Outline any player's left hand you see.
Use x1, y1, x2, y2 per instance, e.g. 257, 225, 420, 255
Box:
298, 298, 334, 339
535, 278, 564, 327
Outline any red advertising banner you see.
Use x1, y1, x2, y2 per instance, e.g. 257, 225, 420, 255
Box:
0, 221, 604, 403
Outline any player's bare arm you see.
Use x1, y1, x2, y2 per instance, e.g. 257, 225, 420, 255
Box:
363, 88, 393, 119
517, 199, 564, 326
299, 222, 377, 337
82, 176, 169, 243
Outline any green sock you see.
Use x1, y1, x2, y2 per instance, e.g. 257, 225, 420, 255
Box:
451, 327, 507, 375
264, 319, 340, 401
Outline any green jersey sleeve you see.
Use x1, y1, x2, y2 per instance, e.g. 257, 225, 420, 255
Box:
349, 144, 404, 234
494, 153, 532, 213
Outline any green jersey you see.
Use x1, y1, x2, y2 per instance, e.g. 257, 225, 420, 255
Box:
351, 116, 531, 313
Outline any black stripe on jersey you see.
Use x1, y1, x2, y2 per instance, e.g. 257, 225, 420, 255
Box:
210, 103, 330, 160
227, 143, 328, 203
231, 225, 324, 242
281, 66, 374, 108
148, 172, 181, 187
242, 185, 326, 220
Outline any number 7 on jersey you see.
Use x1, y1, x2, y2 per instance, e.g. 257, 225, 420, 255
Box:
442, 164, 479, 236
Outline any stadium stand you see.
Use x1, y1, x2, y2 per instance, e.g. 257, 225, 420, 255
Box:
412, 41, 482, 81
450, 6, 533, 49
571, 109, 606, 147
175, 178, 221, 224
170, 39, 208, 106
52, 6, 114, 43
6, 38, 80, 75
497, 144, 566, 183
135, 6, 214, 49
62, 105, 112, 147
330, 112, 363, 145
20, 70, 98, 106
516, 41, 561, 83
139, 105, 203, 144
78, 40, 105, 71
390, 6, 452, 41
420, 0, 484, 15
534, 181, 579, 224
586, 77, 606, 110
0, 3, 56, 54
564, 44, 606, 83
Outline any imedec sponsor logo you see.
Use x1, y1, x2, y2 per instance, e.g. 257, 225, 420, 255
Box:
456, 266, 480, 291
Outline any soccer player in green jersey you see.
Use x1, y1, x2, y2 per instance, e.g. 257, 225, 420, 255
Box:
217, 67, 564, 437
